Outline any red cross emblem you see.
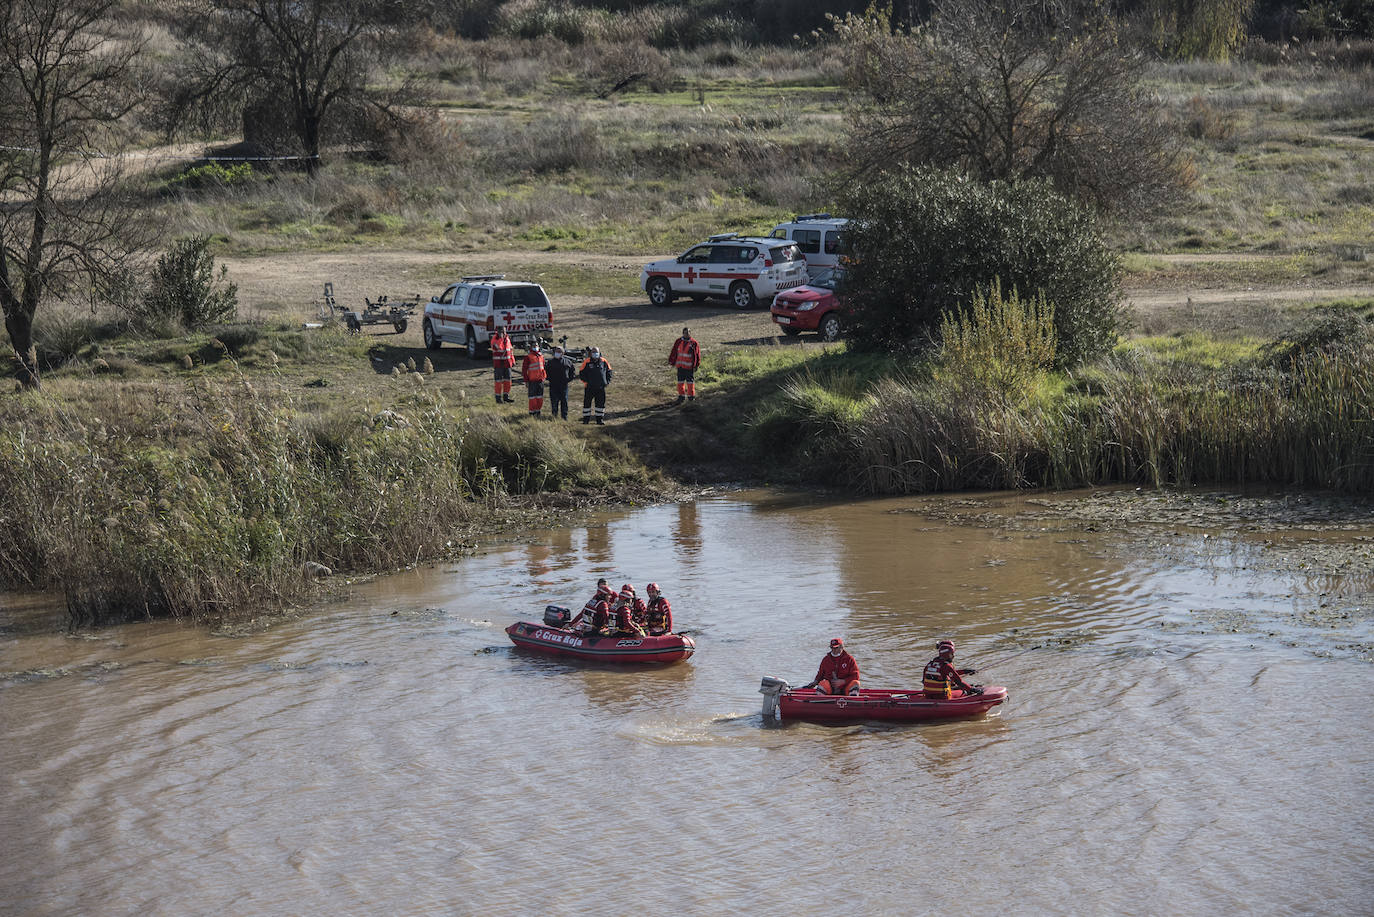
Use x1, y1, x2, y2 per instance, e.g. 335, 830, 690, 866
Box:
684, 266, 698, 282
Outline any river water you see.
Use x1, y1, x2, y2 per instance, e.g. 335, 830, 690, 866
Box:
2, 489, 1371, 916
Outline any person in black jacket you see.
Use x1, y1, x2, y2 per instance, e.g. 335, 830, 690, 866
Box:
577, 346, 613, 425
546, 345, 577, 420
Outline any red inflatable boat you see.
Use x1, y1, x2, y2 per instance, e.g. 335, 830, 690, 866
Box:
506, 617, 695, 665
759, 676, 1007, 724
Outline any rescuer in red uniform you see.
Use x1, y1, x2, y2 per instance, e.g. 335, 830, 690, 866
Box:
570, 578, 616, 634
922, 640, 981, 699
814, 637, 860, 695
612, 584, 646, 637
643, 583, 672, 635
520, 343, 547, 418
668, 326, 701, 404
491, 329, 515, 404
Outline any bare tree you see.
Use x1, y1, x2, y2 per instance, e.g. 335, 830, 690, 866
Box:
833, 0, 1193, 217
0, 0, 147, 388
168, 0, 421, 175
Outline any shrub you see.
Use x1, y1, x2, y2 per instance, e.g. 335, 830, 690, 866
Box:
837, 165, 1123, 367
168, 161, 255, 191
136, 236, 238, 331
937, 280, 1057, 407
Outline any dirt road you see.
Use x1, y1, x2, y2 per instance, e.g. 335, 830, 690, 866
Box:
223, 248, 1374, 417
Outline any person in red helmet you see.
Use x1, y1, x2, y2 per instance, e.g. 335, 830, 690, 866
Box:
612, 584, 645, 637
922, 640, 981, 699
814, 637, 860, 695
643, 582, 672, 636
569, 578, 616, 635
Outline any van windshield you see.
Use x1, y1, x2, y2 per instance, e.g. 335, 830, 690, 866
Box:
493, 285, 550, 310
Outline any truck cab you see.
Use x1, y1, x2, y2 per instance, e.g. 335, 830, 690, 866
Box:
422, 275, 554, 358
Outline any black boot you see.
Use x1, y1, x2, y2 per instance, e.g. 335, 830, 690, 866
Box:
675, 395, 685, 405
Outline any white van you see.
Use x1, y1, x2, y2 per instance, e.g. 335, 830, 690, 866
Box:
768, 214, 848, 270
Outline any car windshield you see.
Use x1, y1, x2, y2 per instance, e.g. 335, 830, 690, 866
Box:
493, 285, 550, 310
809, 267, 846, 291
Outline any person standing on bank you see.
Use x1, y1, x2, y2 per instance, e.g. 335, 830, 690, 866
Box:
490, 328, 515, 404
578, 346, 613, 425
546, 344, 577, 420
520, 343, 546, 418
668, 326, 701, 404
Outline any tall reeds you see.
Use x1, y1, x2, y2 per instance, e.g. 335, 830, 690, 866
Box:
0, 378, 632, 625
749, 330, 1374, 495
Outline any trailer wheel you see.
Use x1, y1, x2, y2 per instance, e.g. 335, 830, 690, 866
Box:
393, 318, 408, 335
346, 314, 361, 334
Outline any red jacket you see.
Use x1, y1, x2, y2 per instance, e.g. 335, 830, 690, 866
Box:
669, 336, 701, 370
491, 332, 515, 368
816, 651, 859, 685
520, 351, 546, 382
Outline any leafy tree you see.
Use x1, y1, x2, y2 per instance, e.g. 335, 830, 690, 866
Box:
831, 0, 1193, 218
0, 0, 148, 388
837, 165, 1122, 367
167, 0, 422, 175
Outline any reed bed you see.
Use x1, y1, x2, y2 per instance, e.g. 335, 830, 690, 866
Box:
750, 332, 1374, 495
0, 377, 638, 626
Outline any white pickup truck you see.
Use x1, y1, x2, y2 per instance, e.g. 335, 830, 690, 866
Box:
421, 274, 554, 358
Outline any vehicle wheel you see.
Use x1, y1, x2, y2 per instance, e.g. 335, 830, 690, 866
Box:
781, 326, 802, 337
423, 318, 441, 350
730, 281, 757, 310
465, 327, 480, 359
818, 313, 842, 342
393, 318, 408, 335
345, 315, 361, 334
647, 277, 673, 307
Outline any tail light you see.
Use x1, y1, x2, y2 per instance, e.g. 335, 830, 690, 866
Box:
763, 258, 773, 267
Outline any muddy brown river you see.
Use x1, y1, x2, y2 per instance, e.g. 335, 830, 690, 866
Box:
2, 489, 1372, 915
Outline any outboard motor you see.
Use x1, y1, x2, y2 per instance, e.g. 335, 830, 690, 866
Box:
759, 675, 790, 719
543, 605, 571, 628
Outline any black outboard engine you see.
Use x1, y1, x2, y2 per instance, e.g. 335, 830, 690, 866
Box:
543, 605, 572, 628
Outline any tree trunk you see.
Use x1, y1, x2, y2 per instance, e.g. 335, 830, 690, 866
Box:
3, 309, 40, 389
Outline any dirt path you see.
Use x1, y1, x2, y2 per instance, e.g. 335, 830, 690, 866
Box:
222, 247, 1374, 413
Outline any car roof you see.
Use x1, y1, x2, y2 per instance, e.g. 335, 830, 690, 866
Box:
453, 275, 543, 288
699, 236, 795, 246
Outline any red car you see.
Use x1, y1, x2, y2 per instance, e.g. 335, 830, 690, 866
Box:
771, 267, 847, 341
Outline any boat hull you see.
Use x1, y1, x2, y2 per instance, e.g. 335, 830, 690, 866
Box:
506, 622, 695, 664
777, 686, 1007, 724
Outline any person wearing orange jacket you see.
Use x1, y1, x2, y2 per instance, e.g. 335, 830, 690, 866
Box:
644, 583, 672, 635
611, 584, 646, 637
490, 329, 515, 404
520, 343, 547, 418
922, 640, 981, 699
668, 326, 701, 404
814, 637, 860, 695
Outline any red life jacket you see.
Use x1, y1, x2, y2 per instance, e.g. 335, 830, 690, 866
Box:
923, 657, 956, 698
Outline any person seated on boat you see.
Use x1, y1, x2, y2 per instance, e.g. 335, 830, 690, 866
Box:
611, 584, 646, 637
814, 638, 860, 695
643, 583, 672, 636
922, 640, 982, 699
569, 579, 616, 634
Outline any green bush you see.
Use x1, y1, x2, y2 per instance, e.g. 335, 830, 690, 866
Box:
937, 280, 1057, 407
837, 165, 1123, 367
137, 236, 239, 331
169, 161, 255, 191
